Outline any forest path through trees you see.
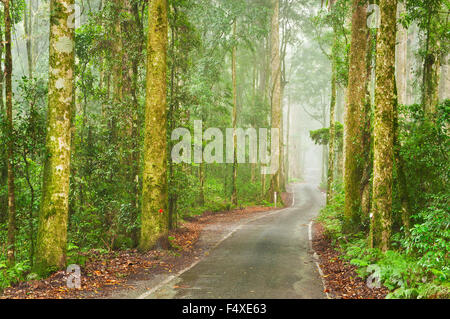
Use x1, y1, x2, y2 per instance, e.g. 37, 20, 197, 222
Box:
131, 183, 326, 299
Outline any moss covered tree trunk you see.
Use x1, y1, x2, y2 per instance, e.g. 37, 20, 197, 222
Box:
5, 0, 16, 266
35, 0, 75, 273
344, 0, 369, 230
140, 0, 168, 251
370, 0, 397, 252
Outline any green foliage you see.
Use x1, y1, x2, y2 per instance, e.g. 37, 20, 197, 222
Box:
403, 194, 449, 280
168, 236, 181, 251
310, 122, 344, 150
317, 182, 345, 242
403, 0, 449, 60
319, 175, 449, 299
320, 104, 450, 299
0, 260, 31, 291
66, 243, 88, 266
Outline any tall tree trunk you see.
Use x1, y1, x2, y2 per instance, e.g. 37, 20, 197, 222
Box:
5, 0, 16, 266
231, 20, 238, 206
168, 3, 178, 231
344, 0, 369, 230
361, 27, 377, 219
327, 32, 337, 204
439, 54, 449, 101
370, 0, 397, 252
0, 24, 7, 224
394, 95, 410, 232
286, 92, 291, 185
268, 0, 282, 204
25, 0, 33, 79
395, 2, 407, 105
259, 37, 269, 197
122, 0, 143, 246
140, 0, 168, 251
421, 10, 440, 114
35, 0, 75, 274
199, 162, 205, 206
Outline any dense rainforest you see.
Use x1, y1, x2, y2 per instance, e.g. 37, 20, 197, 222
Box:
0, 0, 448, 299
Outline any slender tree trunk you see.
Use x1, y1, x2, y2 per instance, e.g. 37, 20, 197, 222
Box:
231, 20, 238, 206
259, 37, 269, 197
439, 54, 449, 101
140, 0, 168, 251
396, 2, 407, 105
25, 0, 33, 79
327, 32, 337, 204
5, 0, 16, 266
113, 0, 123, 103
268, 0, 282, 203
279, 100, 286, 193
406, 25, 417, 105
251, 59, 257, 184
421, 10, 440, 115
394, 97, 410, 232
344, 0, 369, 230
22, 151, 35, 265
0, 24, 7, 224
199, 162, 205, 206
361, 27, 376, 219
370, 0, 397, 252
322, 144, 328, 186
122, 0, 143, 246
35, 0, 75, 274
286, 92, 291, 185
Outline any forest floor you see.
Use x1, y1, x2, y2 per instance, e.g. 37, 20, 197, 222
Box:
312, 222, 389, 299
0, 194, 292, 299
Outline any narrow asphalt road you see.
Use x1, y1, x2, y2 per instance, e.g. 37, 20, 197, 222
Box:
142, 183, 326, 299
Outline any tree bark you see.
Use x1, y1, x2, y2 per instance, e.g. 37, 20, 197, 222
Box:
370, 0, 397, 252
35, 0, 75, 273
344, 0, 369, 230
140, 0, 168, 251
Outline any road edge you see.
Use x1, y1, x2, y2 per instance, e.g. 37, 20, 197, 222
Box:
309, 221, 331, 299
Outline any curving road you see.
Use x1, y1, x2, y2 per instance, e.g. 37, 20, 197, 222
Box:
140, 183, 326, 299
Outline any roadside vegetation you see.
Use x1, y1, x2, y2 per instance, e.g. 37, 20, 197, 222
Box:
316, 102, 449, 299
